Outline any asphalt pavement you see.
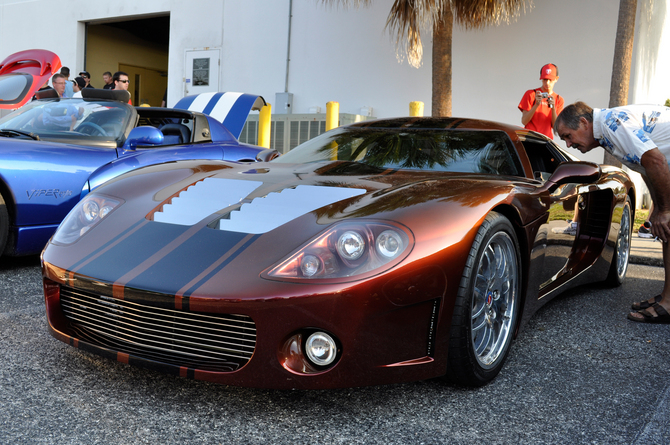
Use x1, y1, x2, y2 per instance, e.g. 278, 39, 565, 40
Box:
631, 233, 664, 267
0, 240, 669, 444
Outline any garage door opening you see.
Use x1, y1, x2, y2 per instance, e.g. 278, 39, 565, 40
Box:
84, 15, 169, 107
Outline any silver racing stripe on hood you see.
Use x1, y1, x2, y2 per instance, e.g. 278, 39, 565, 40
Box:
154, 178, 263, 226
153, 178, 366, 233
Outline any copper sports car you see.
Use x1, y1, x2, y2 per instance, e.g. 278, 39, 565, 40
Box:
42, 117, 634, 389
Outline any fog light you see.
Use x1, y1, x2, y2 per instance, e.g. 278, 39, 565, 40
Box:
305, 332, 337, 366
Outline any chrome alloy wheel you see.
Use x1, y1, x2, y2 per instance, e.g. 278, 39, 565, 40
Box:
470, 231, 518, 369
615, 203, 631, 278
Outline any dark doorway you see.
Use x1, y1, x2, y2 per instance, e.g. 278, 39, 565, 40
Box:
85, 15, 169, 107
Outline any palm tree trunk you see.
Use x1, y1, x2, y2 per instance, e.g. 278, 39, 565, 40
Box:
605, 0, 637, 166
609, 0, 637, 108
432, 7, 453, 117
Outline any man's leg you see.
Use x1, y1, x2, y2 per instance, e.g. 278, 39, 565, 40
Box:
629, 240, 670, 320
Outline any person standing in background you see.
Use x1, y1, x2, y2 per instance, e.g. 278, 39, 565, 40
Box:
102, 71, 114, 90
79, 71, 94, 88
60, 67, 73, 98
518, 63, 564, 138
51, 74, 67, 97
112, 71, 132, 105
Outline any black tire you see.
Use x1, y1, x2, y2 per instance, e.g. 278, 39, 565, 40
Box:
0, 192, 8, 256
446, 212, 521, 386
605, 196, 632, 287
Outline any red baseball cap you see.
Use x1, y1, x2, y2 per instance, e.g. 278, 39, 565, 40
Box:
540, 63, 558, 80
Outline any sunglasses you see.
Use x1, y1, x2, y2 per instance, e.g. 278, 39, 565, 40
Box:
117, 79, 130, 84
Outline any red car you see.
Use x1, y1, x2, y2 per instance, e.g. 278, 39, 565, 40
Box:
42, 117, 634, 389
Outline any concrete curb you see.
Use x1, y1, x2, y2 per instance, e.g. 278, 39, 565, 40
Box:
630, 254, 664, 268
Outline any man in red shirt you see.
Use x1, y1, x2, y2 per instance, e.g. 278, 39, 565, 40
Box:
518, 63, 564, 138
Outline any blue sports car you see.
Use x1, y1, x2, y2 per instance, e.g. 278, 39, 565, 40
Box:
0, 49, 276, 256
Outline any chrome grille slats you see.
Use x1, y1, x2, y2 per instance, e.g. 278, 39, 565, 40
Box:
59, 285, 256, 372
61, 293, 255, 356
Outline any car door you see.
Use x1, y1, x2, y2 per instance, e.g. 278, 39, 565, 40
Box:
520, 135, 598, 297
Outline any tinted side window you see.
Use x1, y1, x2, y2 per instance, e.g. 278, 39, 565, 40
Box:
522, 139, 563, 178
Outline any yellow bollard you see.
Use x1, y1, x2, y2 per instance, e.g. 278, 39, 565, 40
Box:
409, 101, 424, 117
326, 101, 339, 131
258, 103, 272, 148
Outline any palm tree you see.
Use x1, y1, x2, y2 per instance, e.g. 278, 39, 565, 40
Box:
321, 0, 531, 117
605, 0, 637, 167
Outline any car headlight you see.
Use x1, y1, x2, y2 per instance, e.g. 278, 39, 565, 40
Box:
52, 194, 122, 245
264, 221, 412, 282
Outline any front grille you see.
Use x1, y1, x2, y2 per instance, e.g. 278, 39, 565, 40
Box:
60, 286, 256, 372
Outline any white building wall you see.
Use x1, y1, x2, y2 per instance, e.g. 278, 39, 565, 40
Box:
0, 0, 660, 167
630, 0, 670, 105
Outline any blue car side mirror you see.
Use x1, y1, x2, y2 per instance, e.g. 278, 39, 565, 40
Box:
123, 126, 164, 150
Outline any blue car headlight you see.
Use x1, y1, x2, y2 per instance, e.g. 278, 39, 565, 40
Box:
52, 194, 122, 245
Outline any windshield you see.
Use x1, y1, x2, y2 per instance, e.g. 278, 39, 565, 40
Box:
273, 127, 522, 176
0, 98, 133, 144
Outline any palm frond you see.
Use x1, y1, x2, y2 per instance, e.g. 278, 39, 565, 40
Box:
319, 0, 532, 67
452, 0, 531, 29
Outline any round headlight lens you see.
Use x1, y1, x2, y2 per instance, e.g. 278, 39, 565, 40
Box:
82, 200, 100, 222
300, 254, 321, 277
376, 229, 404, 259
305, 332, 337, 366
100, 205, 115, 219
337, 231, 365, 261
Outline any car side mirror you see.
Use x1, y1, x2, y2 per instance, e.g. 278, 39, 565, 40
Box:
537, 161, 601, 194
122, 126, 164, 150
256, 148, 280, 162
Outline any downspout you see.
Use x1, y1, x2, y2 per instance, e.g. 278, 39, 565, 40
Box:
285, 0, 293, 93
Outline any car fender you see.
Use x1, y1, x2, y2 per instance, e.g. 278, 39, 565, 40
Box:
0, 139, 117, 226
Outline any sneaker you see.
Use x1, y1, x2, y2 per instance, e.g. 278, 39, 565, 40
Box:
638, 224, 653, 238
552, 222, 577, 236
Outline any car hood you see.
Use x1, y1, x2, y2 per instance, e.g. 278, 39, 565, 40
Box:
0, 49, 62, 109
100, 159, 520, 235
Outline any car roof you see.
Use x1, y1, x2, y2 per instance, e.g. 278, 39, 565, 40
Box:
347, 116, 527, 134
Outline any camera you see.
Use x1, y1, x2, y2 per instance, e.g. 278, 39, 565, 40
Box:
539, 92, 553, 108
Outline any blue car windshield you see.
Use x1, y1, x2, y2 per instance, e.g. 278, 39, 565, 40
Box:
273, 127, 522, 176
0, 98, 133, 143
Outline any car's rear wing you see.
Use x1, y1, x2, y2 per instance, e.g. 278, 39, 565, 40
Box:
173, 92, 266, 139
0, 49, 62, 109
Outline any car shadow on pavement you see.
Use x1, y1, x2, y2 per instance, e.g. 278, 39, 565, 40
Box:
0, 254, 40, 270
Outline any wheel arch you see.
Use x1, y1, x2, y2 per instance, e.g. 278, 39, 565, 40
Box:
0, 174, 16, 254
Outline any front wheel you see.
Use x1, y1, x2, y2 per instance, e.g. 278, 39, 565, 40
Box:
446, 212, 521, 386
605, 196, 632, 287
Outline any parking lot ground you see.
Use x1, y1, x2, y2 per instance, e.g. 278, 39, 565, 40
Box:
1, 255, 669, 444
